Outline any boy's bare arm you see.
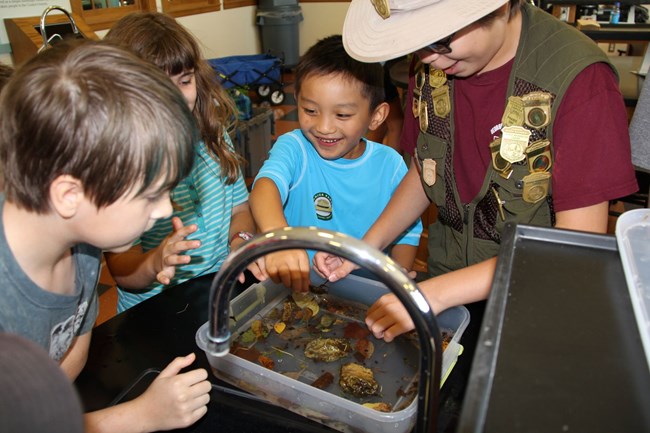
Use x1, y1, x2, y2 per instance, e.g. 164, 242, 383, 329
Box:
390, 244, 417, 273
105, 218, 200, 289
249, 177, 290, 232
365, 203, 611, 342
363, 160, 430, 250
84, 353, 210, 433
104, 245, 158, 289
554, 201, 609, 234
366, 258, 497, 342
60, 331, 91, 380
250, 178, 311, 292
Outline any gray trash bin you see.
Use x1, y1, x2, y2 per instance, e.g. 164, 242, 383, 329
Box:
256, 0, 303, 68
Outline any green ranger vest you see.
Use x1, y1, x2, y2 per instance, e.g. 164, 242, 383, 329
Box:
415, 3, 615, 276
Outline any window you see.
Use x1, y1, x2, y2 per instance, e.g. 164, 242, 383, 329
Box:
70, 0, 155, 31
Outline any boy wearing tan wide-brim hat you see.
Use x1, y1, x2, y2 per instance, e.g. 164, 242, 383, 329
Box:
315, 0, 638, 341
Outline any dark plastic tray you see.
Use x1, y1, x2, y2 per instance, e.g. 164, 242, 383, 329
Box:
459, 223, 650, 433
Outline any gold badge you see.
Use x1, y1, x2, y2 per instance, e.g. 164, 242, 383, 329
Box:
415, 69, 426, 92
522, 91, 552, 130
522, 172, 551, 203
370, 0, 390, 19
412, 96, 420, 118
501, 96, 524, 128
500, 125, 531, 163
418, 95, 429, 133
498, 167, 513, 180
422, 159, 436, 186
525, 139, 552, 173
489, 137, 511, 173
428, 68, 447, 89
431, 85, 451, 118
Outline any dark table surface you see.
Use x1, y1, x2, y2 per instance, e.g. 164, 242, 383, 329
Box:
75, 273, 482, 433
458, 225, 650, 433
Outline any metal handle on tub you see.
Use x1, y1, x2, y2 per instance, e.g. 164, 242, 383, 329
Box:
206, 226, 443, 433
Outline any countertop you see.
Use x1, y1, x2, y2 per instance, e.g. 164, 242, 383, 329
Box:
75, 272, 482, 433
579, 23, 650, 41
458, 224, 650, 432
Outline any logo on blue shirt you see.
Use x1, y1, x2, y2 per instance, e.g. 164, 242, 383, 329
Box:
314, 192, 332, 221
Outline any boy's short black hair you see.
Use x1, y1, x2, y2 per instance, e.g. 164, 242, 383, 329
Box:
294, 34, 385, 110
0, 40, 197, 213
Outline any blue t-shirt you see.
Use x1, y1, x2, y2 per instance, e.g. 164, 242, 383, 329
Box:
254, 129, 422, 250
118, 138, 249, 312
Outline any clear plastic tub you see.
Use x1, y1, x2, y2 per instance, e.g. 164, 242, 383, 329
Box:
616, 208, 650, 372
196, 274, 470, 433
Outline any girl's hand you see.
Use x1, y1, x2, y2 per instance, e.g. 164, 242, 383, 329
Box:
312, 252, 358, 282
227, 234, 269, 284
136, 353, 211, 431
155, 217, 200, 285
241, 258, 269, 284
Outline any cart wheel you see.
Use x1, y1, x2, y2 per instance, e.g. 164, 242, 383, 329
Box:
257, 85, 271, 98
270, 90, 285, 105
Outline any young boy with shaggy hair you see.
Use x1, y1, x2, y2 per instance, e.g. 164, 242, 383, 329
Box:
0, 40, 211, 433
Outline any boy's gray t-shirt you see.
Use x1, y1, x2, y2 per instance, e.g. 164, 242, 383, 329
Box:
0, 196, 100, 361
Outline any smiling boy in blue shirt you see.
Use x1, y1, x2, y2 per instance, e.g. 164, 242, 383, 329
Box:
250, 35, 422, 292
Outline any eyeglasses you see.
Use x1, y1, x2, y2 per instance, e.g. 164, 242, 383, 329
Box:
422, 33, 455, 55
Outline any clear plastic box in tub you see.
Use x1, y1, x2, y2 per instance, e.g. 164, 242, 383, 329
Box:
196, 273, 469, 433
616, 208, 650, 372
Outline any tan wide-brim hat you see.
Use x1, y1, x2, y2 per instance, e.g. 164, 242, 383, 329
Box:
343, 0, 509, 62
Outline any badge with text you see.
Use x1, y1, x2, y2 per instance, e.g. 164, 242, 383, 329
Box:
500, 126, 531, 163
422, 158, 437, 186
522, 172, 551, 203
418, 95, 429, 133
501, 96, 524, 127
428, 68, 447, 89
522, 91, 552, 130
525, 139, 552, 173
431, 85, 451, 118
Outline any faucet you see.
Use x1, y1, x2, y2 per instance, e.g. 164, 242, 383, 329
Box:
38, 6, 82, 53
207, 226, 443, 433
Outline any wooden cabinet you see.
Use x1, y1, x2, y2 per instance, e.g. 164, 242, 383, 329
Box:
4, 13, 99, 66
160, 0, 220, 18
69, 0, 154, 31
